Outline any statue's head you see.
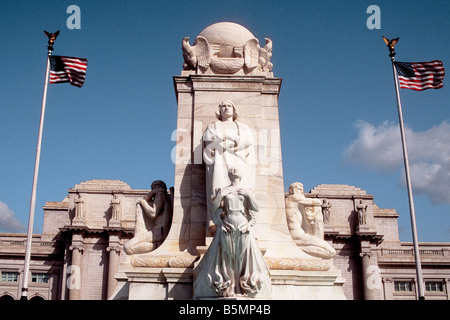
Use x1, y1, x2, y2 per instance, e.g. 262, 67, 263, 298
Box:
228, 167, 242, 181
151, 180, 167, 192
216, 100, 239, 121
289, 182, 304, 194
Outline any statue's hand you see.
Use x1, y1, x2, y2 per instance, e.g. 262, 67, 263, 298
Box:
221, 221, 234, 233
211, 188, 223, 203
223, 140, 238, 152
209, 223, 217, 234
237, 188, 249, 197
218, 186, 233, 198
238, 222, 250, 234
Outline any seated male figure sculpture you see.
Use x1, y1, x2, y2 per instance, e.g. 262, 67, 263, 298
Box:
285, 182, 336, 259
124, 180, 173, 255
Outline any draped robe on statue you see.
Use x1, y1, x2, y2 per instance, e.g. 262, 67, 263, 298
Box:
193, 184, 271, 298
196, 102, 271, 298
203, 120, 255, 226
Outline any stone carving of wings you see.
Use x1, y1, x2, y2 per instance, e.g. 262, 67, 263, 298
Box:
194, 36, 211, 71
244, 38, 260, 72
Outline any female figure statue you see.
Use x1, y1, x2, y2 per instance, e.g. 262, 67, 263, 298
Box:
203, 100, 255, 233
194, 168, 271, 298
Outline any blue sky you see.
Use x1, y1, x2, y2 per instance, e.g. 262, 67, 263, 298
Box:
0, 0, 449, 243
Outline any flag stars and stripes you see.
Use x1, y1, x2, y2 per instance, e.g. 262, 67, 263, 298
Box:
49, 55, 87, 88
394, 60, 445, 91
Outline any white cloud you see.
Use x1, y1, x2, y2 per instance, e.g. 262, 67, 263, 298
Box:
343, 120, 403, 172
0, 200, 26, 232
343, 120, 450, 204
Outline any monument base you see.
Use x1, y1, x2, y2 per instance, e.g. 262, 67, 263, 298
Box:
110, 263, 346, 300
270, 267, 346, 300
110, 263, 194, 300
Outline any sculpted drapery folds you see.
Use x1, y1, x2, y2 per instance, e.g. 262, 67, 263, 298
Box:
203, 100, 255, 233
194, 100, 271, 298
194, 168, 271, 298
356, 199, 368, 225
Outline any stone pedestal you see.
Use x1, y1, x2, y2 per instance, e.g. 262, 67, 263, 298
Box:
112, 263, 346, 300
111, 263, 193, 300
271, 268, 346, 300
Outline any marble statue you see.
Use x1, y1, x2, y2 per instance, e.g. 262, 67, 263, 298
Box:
321, 199, 332, 224
244, 37, 273, 72
193, 167, 271, 298
124, 180, 173, 255
182, 36, 210, 72
203, 100, 255, 233
110, 195, 121, 221
182, 22, 273, 74
356, 199, 368, 225
74, 194, 84, 220
285, 182, 336, 259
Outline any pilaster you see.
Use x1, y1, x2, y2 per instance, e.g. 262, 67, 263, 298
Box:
359, 240, 381, 300
68, 244, 84, 300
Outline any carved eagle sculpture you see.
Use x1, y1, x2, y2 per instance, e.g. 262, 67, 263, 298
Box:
182, 36, 211, 71
244, 37, 273, 72
258, 38, 273, 71
382, 36, 399, 57
44, 30, 60, 51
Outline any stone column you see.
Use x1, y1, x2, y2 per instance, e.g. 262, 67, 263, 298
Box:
47, 270, 59, 300
382, 277, 393, 300
106, 245, 121, 299
17, 266, 24, 299
68, 245, 83, 300
360, 251, 378, 300
445, 278, 450, 300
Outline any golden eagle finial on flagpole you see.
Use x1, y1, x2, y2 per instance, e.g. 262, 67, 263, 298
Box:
44, 30, 60, 52
382, 36, 399, 58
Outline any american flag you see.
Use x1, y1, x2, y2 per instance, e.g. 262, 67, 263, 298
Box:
394, 60, 445, 91
49, 55, 87, 88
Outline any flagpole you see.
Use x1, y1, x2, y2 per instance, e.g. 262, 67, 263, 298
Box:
21, 31, 58, 300
385, 37, 425, 300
